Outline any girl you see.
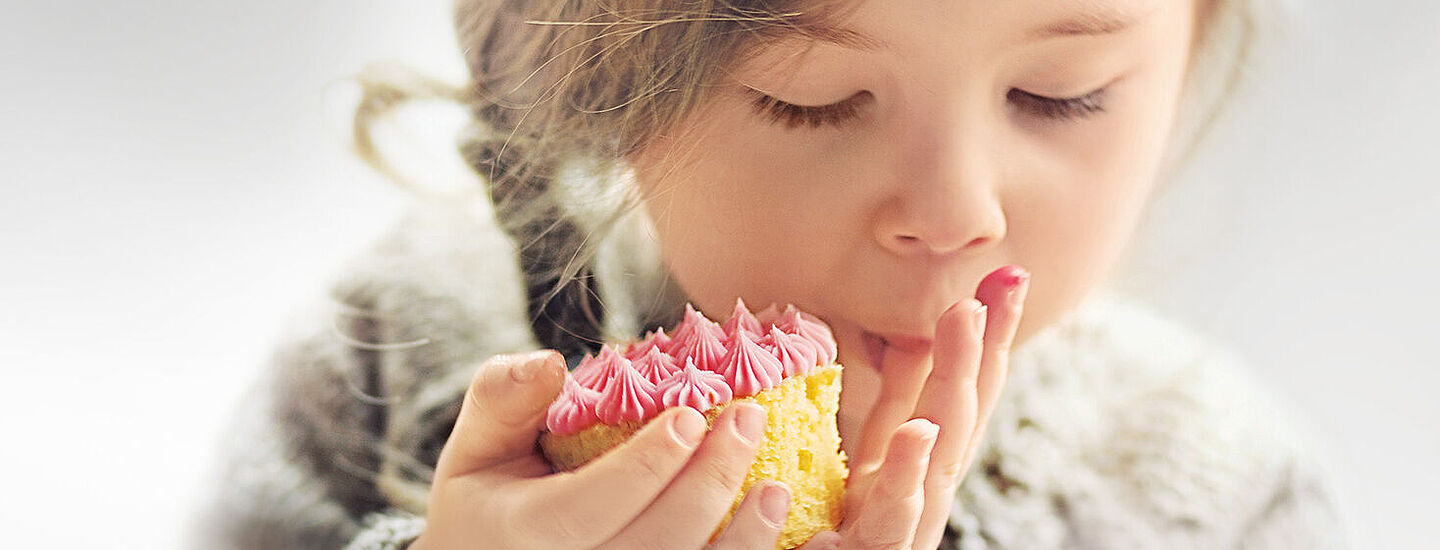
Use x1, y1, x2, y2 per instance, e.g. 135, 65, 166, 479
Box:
195, 0, 1347, 548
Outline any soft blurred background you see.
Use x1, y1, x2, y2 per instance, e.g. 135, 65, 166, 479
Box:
2, 1, 1435, 548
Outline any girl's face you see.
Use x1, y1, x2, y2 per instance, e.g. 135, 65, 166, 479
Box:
629, 0, 1197, 432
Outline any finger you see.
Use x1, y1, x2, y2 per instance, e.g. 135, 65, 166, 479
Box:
908, 298, 984, 550
601, 402, 767, 550
436, 350, 566, 478
708, 481, 791, 550
913, 267, 1029, 550
961, 265, 1029, 473
842, 418, 938, 550
516, 406, 709, 548
850, 334, 932, 481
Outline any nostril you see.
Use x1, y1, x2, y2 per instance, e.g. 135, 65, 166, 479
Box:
890, 234, 934, 255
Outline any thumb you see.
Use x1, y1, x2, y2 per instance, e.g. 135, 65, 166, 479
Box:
437, 350, 566, 478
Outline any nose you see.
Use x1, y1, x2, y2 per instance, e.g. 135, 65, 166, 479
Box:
874, 123, 1007, 258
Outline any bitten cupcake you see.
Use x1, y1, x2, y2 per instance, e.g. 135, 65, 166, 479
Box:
539, 299, 847, 550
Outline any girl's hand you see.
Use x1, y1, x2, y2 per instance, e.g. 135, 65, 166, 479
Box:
410, 350, 791, 550
822, 266, 1032, 550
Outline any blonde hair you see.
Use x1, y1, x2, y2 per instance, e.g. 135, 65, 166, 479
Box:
348, 0, 1281, 352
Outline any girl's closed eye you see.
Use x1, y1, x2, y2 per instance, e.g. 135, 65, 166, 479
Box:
746, 89, 872, 130
1007, 87, 1109, 122
746, 85, 1111, 130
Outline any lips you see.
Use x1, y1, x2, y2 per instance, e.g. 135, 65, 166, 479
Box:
861, 331, 934, 371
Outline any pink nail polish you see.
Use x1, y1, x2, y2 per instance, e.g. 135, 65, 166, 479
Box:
1005, 269, 1031, 307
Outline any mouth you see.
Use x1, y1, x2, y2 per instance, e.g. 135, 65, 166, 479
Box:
860, 330, 934, 372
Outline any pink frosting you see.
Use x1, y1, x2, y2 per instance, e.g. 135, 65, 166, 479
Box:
569, 352, 599, 385
722, 297, 764, 337
632, 345, 680, 385
664, 304, 706, 354
754, 302, 781, 328
666, 304, 725, 354
778, 305, 838, 364
545, 301, 839, 433
624, 327, 671, 360
594, 360, 660, 424
546, 376, 602, 435
658, 357, 734, 412
672, 318, 728, 373
572, 345, 631, 393
769, 325, 819, 377
721, 329, 784, 398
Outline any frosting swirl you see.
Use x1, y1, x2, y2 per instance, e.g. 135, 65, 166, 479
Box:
657, 357, 734, 412
778, 305, 838, 364
664, 304, 709, 354
721, 329, 784, 398
624, 327, 671, 360
572, 345, 631, 393
769, 325, 819, 377
668, 304, 725, 351
546, 375, 602, 435
632, 345, 681, 385
722, 297, 764, 337
754, 302, 781, 328
672, 317, 728, 373
545, 300, 838, 433
594, 359, 660, 424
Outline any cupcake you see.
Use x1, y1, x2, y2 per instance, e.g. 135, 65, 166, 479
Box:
539, 299, 847, 549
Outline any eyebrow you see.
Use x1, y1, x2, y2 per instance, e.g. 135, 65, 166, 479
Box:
1028, 5, 1152, 39
790, 23, 889, 51
788, 3, 1152, 51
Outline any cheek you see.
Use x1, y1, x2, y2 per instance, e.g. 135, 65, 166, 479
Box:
1004, 68, 1189, 340
631, 111, 860, 314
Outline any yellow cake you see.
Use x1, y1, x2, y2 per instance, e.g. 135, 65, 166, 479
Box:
538, 300, 848, 549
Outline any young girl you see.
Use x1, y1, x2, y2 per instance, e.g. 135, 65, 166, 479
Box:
195, 0, 1347, 548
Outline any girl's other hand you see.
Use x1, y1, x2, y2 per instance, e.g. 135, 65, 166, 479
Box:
821, 265, 1032, 550
410, 349, 789, 549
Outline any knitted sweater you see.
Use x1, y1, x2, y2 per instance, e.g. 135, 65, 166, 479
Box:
190, 190, 1349, 549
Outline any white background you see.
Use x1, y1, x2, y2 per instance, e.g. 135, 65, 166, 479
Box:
2, 1, 1436, 548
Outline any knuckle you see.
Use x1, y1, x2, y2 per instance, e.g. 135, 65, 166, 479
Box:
872, 477, 924, 504
626, 443, 676, 485
932, 459, 966, 487
694, 455, 747, 499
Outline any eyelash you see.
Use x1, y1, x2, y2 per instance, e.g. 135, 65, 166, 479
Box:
747, 87, 1108, 129
748, 90, 872, 130
1006, 88, 1108, 121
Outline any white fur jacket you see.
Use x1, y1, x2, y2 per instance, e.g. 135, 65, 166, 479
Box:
190, 190, 1350, 549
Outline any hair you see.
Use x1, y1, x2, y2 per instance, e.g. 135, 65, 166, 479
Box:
347, 0, 1283, 355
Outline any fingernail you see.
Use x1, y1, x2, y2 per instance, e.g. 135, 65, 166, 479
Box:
972, 303, 989, 335
917, 418, 940, 442
1006, 270, 1031, 307
509, 360, 537, 383
670, 408, 705, 449
733, 403, 766, 445
759, 482, 791, 528
510, 351, 555, 383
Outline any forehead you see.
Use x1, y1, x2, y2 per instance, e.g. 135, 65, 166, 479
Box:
775, 0, 1165, 52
